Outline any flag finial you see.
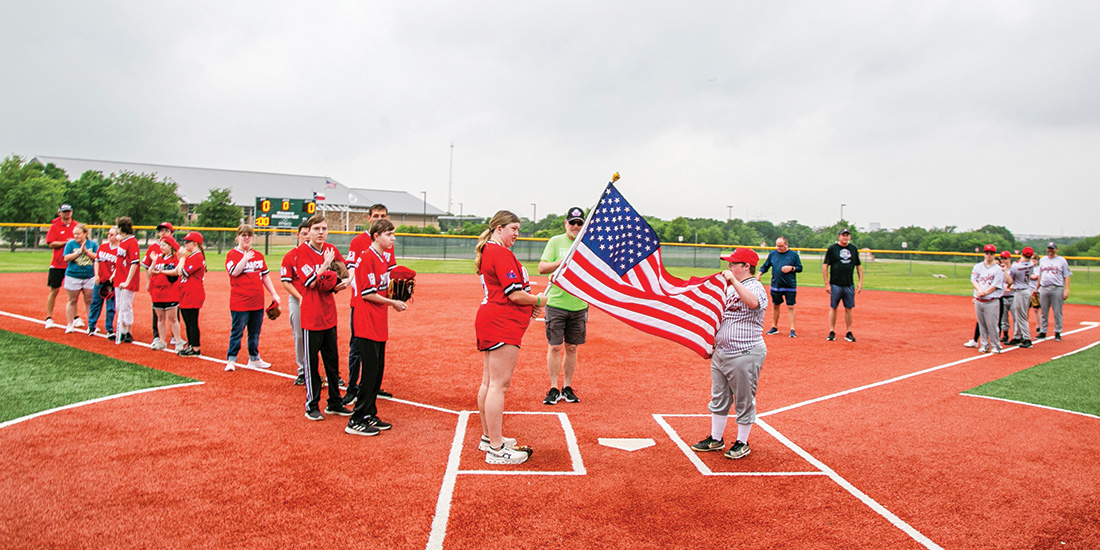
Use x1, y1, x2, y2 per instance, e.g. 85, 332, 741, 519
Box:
611, 172, 620, 183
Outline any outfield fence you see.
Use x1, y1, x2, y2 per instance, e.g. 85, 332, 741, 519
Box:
2, 223, 1098, 284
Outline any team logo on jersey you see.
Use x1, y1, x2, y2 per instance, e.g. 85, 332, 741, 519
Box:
367, 273, 376, 285
506, 271, 517, 280
301, 264, 314, 276
839, 249, 852, 263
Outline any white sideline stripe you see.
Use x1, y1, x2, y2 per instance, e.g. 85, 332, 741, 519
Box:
426, 410, 586, 550
959, 394, 1100, 421
759, 321, 1100, 419
0, 308, 457, 415
756, 419, 944, 550
653, 413, 822, 477
0, 381, 204, 429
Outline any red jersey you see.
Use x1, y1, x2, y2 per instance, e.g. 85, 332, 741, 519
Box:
179, 251, 206, 309
148, 254, 180, 303
279, 246, 301, 294
353, 247, 390, 341
346, 232, 395, 308
226, 247, 269, 311
46, 217, 77, 269
295, 242, 344, 331
95, 243, 118, 284
475, 241, 533, 345
114, 236, 141, 289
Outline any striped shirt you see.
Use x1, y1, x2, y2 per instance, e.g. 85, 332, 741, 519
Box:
714, 276, 769, 353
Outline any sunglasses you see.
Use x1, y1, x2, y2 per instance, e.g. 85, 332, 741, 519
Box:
568, 220, 584, 226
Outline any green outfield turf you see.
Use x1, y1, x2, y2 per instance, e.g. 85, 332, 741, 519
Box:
0, 329, 196, 423
964, 345, 1100, 417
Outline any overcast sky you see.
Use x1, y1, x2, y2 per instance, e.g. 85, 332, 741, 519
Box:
4, 1, 1098, 236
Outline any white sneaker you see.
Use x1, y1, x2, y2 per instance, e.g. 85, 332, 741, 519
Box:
247, 358, 272, 369
224, 361, 236, 372
45, 318, 56, 329
478, 435, 517, 452
64, 323, 76, 334
72, 317, 85, 328
485, 444, 531, 465
151, 337, 162, 349
151, 340, 167, 351
172, 337, 186, 348
963, 339, 979, 348
991, 348, 1002, 354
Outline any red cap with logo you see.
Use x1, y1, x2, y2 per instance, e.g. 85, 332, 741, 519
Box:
182, 231, 204, 246
999, 250, 1011, 258
1022, 246, 1035, 256
983, 244, 997, 253
720, 248, 760, 266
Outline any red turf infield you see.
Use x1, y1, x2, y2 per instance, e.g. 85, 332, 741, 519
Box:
1, 271, 1098, 549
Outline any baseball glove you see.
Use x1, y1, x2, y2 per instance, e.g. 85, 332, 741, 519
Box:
265, 300, 281, 321
99, 283, 114, 299
1030, 292, 1040, 309
388, 266, 416, 302
329, 260, 349, 280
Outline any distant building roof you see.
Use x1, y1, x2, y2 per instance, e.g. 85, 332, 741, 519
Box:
32, 156, 444, 214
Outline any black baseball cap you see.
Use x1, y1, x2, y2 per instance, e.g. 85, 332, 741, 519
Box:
838, 228, 851, 236
566, 207, 585, 222
59, 204, 73, 212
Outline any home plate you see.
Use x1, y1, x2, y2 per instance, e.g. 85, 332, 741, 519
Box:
599, 438, 655, 452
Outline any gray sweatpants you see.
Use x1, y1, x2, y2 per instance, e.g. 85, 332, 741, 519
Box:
1038, 286, 1064, 334
975, 299, 1001, 351
1012, 289, 1032, 341
708, 344, 766, 425
288, 295, 306, 376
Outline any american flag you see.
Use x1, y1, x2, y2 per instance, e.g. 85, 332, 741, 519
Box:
325, 179, 337, 190
552, 182, 727, 358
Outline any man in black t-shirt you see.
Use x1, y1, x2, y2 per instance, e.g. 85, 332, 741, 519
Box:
822, 228, 863, 342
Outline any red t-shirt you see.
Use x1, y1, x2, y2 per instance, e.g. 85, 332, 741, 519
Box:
179, 251, 206, 309
114, 236, 141, 289
346, 232, 395, 308
475, 241, 533, 345
279, 246, 301, 295
147, 254, 180, 303
95, 243, 118, 284
46, 217, 77, 269
226, 247, 268, 312
295, 242, 345, 331
353, 247, 390, 341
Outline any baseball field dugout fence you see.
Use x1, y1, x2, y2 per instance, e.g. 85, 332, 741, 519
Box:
3, 223, 1099, 286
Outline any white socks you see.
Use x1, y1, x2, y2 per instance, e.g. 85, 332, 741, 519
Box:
712, 415, 753, 443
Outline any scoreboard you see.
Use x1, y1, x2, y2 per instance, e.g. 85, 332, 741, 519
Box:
254, 197, 316, 229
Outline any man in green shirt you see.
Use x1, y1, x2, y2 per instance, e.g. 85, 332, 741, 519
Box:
537, 207, 589, 405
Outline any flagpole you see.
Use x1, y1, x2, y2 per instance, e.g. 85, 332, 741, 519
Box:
548, 172, 619, 286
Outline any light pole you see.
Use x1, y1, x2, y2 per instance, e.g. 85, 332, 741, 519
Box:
458, 202, 463, 229
840, 203, 847, 222
726, 205, 733, 221
448, 142, 454, 215
421, 191, 427, 228
531, 203, 537, 232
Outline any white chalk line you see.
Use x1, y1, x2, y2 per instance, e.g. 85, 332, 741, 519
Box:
959, 394, 1100, 421
653, 413, 824, 477
759, 321, 1100, 419
0, 381, 205, 429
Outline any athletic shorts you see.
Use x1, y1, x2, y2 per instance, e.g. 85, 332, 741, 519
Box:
829, 285, 856, 309
152, 301, 180, 310
544, 306, 588, 346
48, 268, 66, 289
477, 339, 514, 352
770, 290, 797, 306
63, 275, 95, 291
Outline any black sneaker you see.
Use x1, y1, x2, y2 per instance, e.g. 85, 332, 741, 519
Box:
293, 375, 305, 386
765, 327, 779, 335
341, 390, 358, 407
366, 416, 392, 431
724, 440, 751, 460
1020, 340, 1033, 348
1007, 338, 1021, 346
845, 332, 856, 342
106, 331, 115, 340
1036, 332, 1046, 339
1001, 332, 1010, 344
690, 436, 724, 452
345, 419, 380, 436
324, 404, 353, 417
827, 331, 835, 341
87, 327, 97, 336
543, 388, 561, 405
561, 386, 580, 403
1055, 332, 1062, 342
177, 347, 201, 357
789, 330, 797, 338
122, 333, 134, 343
377, 389, 393, 397
304, 409, 324, 421
339, 378, 347, 390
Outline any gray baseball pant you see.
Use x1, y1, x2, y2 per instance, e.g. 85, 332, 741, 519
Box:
1038, 286, 1064, 333
288, 295, 306, 376
975, 299, 1001, 351
1012, 289, 1032, 341
708, 344, 766, 425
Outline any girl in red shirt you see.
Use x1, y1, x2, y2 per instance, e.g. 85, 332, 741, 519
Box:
225, 225, 280, 371
163, 231, 206, 357
147, 237, 182, 351
474, 210, 546, 465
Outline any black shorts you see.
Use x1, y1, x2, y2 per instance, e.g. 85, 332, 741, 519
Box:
770, 290, 797, 306
544, 306, 588, 346
47, 268, 65, 289
152, 301, 179, 310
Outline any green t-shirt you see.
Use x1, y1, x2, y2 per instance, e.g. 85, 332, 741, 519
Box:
540, 233, 588, 311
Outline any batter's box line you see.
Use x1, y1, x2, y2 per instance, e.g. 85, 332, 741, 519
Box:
653, 413, 826, 477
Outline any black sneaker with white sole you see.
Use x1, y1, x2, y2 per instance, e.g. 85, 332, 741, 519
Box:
690, 436, 724, 452
543, 387, 561, 405
305, 409, 324, 421
827, 331, 835, 341
366, 416, 392, 431
561, 386, 579, 403
1055, 332, 1062, 341
325, 405, 353, 417
765, 327, 779, 335
345, 420, 380, 436
377, 389, 393, 397
724, 440, 751, 459
845, 332, 856, 342
341, 390, 358, 407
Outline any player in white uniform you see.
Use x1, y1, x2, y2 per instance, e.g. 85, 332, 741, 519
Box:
971, 244, 1006, 353
1036, 242, 1072, 341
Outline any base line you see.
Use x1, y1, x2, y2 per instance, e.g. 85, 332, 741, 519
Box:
0, 381, 205, 429
959, 393, 1100, 421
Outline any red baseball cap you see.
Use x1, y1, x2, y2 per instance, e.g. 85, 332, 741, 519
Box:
1022, 246, 1035, 256
182, 231, 204, 246
156, 222, 175, 233
720, 248, 759, 266
317, 271, 339, 292
983, 244, 997, 253
999, 250, 1011, 258
160, 236, 180, 252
